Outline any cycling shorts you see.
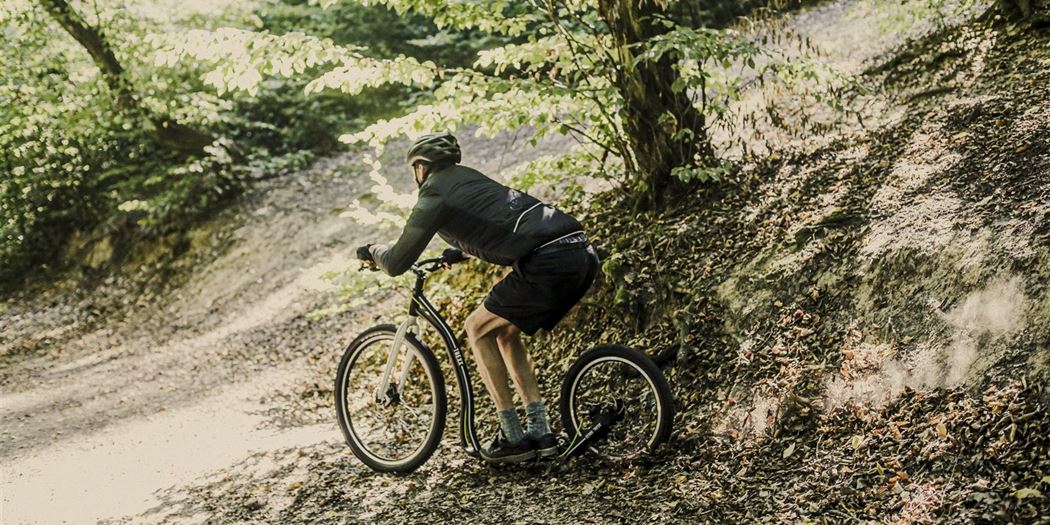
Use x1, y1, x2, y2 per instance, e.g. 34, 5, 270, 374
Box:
483, 243, 599, 336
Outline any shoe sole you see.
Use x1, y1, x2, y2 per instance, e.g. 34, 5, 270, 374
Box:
535, 445, 559, 458
483, 449, 537, 464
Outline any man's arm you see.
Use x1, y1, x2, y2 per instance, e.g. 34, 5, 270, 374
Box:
369, 184, 449, 276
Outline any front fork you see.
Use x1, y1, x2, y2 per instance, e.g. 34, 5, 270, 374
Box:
373, 316, 419, 405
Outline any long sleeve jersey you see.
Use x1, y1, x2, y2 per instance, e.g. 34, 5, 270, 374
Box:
368, 164, 584, 276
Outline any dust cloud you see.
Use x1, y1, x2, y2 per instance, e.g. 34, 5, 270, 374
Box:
825, 276, 1027, 408
942, 276, 1026, 384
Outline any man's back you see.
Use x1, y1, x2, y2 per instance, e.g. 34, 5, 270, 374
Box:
429, 165, 583, 266
371, 165, 583, 275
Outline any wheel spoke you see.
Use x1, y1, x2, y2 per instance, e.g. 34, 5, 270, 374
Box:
339, 332, 441, 465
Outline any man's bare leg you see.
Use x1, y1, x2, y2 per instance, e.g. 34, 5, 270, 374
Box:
464, 305, 516, 411
465, 305, 537, 456
494, 326, 542, 405
495, 326, 553, 444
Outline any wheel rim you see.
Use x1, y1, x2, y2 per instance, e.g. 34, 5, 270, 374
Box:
568, 355, 662, 461
340, 332, 440, 467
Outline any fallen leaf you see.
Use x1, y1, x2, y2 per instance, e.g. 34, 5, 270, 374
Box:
1015, 488, 1041, 500
851, 434, 865, 449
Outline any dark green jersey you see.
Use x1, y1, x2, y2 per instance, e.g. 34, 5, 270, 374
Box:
369, 165, 584, 276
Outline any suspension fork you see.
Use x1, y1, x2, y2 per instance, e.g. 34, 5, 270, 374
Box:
373, 316, 419, 403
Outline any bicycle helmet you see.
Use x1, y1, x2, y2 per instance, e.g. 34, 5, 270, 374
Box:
406, 132, 461, 166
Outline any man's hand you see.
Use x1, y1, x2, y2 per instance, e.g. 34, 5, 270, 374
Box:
442, 248, 466, 264
356, 243, 378, 271
440, 248, 466, 269
356, 243, 374, 262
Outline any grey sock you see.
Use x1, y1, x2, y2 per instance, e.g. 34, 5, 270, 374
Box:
497, 408, 525, 444
525, 401, 551, 438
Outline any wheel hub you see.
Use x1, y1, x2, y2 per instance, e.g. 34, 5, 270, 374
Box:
378, 383, 400, 407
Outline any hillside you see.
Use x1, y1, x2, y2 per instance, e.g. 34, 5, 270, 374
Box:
139, 11, 1050, 525
2, 2, 1048, 524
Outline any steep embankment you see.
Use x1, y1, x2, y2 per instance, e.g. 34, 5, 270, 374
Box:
112, 13, 1047, 525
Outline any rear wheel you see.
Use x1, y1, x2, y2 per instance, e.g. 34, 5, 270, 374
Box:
335, 324, 446, 473
560, 345, 674, 461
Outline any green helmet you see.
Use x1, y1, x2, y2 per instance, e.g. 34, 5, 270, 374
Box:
406, 132, 461, 166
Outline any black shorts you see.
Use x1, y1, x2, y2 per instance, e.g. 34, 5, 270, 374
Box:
484, 243, 599, 336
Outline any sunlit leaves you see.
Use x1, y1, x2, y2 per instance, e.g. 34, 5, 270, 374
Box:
474, 35, 567, 74
341, 71, 614, 153
313, 0, 535, 35
305, 56, 439, 95
152, 28, 439, 97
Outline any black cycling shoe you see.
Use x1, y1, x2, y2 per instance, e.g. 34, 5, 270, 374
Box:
530, 433, 560, 458
482, 433, 537, 463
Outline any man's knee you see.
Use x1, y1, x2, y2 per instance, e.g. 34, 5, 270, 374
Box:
464, 306, 495, 342
464, 310, 480, 339
494, 324, 520, 348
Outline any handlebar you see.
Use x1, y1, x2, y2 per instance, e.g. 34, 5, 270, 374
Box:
412, 248, 467, 274
358, 248, 467, 274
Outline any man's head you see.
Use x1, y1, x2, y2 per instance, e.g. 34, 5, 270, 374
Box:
406, 132, 461, 186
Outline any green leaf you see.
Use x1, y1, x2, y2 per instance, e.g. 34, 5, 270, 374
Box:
1015, 488, 1042, 500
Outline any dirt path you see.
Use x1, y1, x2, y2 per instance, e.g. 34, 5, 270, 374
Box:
3, 367, 332, 523
0, 131, 569, 524
0, 150, 378, 523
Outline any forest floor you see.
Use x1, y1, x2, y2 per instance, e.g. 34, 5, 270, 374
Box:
2, 2, 1048, 524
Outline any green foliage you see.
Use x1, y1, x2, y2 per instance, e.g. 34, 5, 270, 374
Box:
3, 2, 119, 282
1, 0, 253, 287
177, 0, 862, 209
670, 162, 734, 184
313, 0, 537, 35
3, 0, 505, 289
262, 0, 501, 65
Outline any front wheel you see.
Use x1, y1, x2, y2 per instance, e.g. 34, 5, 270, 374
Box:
560, 345, 674, 461
335, 324, 446, 473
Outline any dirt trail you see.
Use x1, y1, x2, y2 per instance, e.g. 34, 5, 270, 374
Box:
0, 130, 568, 523
0, 150, 379, 523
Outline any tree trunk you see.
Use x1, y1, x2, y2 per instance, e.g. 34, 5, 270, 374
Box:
598, 0, 714, 210
39, 0, 214, 154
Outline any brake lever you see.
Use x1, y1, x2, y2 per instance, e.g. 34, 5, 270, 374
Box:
358, 261, 379, 272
